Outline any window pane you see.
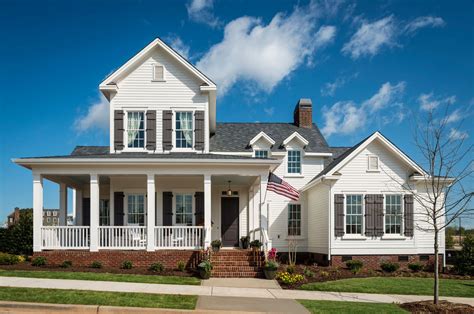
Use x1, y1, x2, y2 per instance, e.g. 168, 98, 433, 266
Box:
346, 194, 363, 234
385, 195, 402, 234
288, 204, 301, 236
255, 150, 268, 158
175, 112, 193, 148
127, 194, 145, 226
175, 193, 193, 226
287, 151, 301, 174
127, 112, 145, 148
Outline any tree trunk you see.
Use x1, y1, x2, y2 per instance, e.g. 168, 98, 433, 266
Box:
434, 230, 439, 304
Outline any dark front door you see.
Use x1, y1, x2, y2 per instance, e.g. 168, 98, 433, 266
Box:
221, 197, 239, 247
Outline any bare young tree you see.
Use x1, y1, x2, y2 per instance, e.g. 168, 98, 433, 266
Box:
390, 103, 473, 304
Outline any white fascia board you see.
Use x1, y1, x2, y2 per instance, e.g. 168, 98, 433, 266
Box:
211, 152, 254, 156
282, 132, 309, 147
200, 85, 217, 91
305, 152, 333, 157
301, 174, 340, 192
100, 38, 216, 89
325, 131, 427, 177
249, 131, 276, 147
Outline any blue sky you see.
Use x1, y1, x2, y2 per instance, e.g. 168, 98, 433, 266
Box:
0, 0, 472, 226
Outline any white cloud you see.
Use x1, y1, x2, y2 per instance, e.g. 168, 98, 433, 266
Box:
418, 93, 456, 111
449, 128, 469, 140
342, 15, 397, 59
321, 72, 358, 97
186, 0, 220, 28
166, 35, 190, 59
321, 81, 406, 137
445, 109, 462, 124
404, 16, 445, 34
197, 1, 337, 96
343, 15, 445, 59
74, 95, 109, 132
263, 107, 275, 116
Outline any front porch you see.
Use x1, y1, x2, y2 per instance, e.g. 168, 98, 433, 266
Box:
32, 169, 271, 252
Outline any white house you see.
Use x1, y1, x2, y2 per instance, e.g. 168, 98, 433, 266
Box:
14, 38, 444, 276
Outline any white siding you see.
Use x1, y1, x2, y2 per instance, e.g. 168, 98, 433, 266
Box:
307, 183, 329, 254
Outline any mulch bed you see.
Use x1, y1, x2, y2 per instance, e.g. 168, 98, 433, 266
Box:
0, 263, 198, 277
275, 264, 472, 289
400, 301, 474, 314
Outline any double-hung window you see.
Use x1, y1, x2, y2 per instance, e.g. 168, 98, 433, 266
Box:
127, 194, 145, 226
287, 150, 301, 174
288, 204, 301, 236
346, 195, 363, 234
385, 195, 402, 234
175, 194, 193, 226
255, 150, 268, 158
99, 199, 110, 226
127, 111, 145, 148
175, 112, 193, 149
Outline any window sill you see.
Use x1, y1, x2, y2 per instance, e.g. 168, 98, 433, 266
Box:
341, 235, 367, 240
284, 174, 304, 178
151, 80, 166, 82
286, 236, 305, 240
366, 170, 380, 173
381, 235, 407, 240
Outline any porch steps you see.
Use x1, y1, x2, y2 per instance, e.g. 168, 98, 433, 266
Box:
210, 250, 264, 278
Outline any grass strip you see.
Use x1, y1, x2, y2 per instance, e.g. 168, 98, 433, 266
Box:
298, 299, 408, 314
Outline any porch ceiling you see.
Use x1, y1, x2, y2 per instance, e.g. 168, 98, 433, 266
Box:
211, 175, 257, 186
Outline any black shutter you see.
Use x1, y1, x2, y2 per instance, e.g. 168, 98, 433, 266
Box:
163, 192, 173, 226
194, 111, 205, 151
82, 198, 90, 226
374, 194, 384, 237
195, 192, 204, 226
162, 110, 173, 151
334, 194, 345, 237
114, 110, 125, 151
146, 110, 157, 151
365, 195, 375, 237
114, 192, 124, 226
404, 194, 414, 237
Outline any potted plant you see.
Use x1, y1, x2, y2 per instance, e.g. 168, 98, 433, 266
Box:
263, 260, 279, 279
250, 240, 262, 251
240, 236, 250, 249
211, 239, 221, 253
198, 260, 213, 279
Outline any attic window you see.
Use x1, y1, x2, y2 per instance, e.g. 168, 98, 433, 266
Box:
368, 155, 379, 171
153, 65, 164, 81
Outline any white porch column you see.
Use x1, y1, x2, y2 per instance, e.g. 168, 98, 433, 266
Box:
59, 183, 67, 226
75, 189, 83, 226
204, 174, 212, 248
72, 189, 76, 225
90, 174, 100, 252
146, 174, 156, 251
33, 173, 43, 252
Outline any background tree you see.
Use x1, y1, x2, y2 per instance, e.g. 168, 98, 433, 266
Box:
0, 209, 33, 255
388, 102, 472, 304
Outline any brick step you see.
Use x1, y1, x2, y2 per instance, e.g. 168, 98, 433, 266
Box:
212, 266, 261, 272
211, 271, 264, 278
211, 251, 262, 257
211, 261, 261, 266
211, 256, 263, 262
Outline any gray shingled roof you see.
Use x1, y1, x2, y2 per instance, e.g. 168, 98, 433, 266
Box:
209, 123, 329, 152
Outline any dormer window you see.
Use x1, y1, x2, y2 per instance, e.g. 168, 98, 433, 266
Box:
153, 64, 165, 81
254, 150, 269, 159
175, 111, 193, 149
368, 155, 379, 171
127, 111, 145, 148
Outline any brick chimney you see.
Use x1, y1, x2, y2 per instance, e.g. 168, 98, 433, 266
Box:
293, 98, 313, 128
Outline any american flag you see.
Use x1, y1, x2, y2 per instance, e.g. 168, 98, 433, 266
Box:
267, 172, 300, 201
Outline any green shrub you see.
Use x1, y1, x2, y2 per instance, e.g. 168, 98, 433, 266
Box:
249, 240, 262, 249
60, 260, 72, 268
31, 256, 46, 267
0, 209, 33, 255
454, 235, 474, 275
320, 270, 329, 278
286, 264, 296, 274
380, 261, 400, 273
346, 260, 364, 273
121, 260, 133, 269
408, 263, 423, 272
303, 267, 314, 278
264, 260, 279, 271
149, 262, 164, 272
177, 261, 186, 272
90, 261, 102, 269
0, 253, 20, 265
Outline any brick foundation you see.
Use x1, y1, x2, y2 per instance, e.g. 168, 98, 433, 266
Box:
33, 250, 201, 269
331, 254, 443, 270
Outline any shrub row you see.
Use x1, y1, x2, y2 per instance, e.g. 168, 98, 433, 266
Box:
345, 260, 425, 273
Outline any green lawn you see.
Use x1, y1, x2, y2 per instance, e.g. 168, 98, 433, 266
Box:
300, 277, 474, 298
0, 287, 197, 309
299, 300, 407, 314
0, 269, 200, 285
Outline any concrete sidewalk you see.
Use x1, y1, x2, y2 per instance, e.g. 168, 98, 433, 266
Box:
1, 276, 473, 306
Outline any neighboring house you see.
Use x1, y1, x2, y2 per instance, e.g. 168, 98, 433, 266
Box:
14, 38, 445, 274
43, 209, 60, 226
6, 208, 21, 227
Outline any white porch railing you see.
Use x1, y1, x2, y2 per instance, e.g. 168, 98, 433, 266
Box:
155, 226, 204, 249
41, 226, 89, 250
98, 226, 147, 249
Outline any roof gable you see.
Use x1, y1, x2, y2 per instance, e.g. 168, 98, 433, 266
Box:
282, 131, 309, 148
249, 131, 275, 147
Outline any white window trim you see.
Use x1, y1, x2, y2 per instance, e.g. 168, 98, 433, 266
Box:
382, 193, 405, 238
172, 110, 195, 152
172, 191, 195, 226
287, 202, 302, 238
343, 193, 365, 237
285, 149, 303, 176
124, 193, 147, 226
367, 154, 380, 172
151, 63, 166, 82
123, 110, 147, 152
